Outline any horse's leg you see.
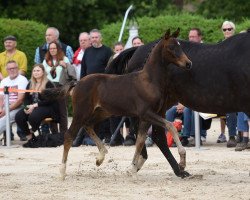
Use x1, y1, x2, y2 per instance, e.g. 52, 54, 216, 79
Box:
60, 118, 83, 180
130, 117, 148, 172
151, 125, 184, 177
85, 126, 108, 166
129, 121, 150, 177
145, 111, 190, 178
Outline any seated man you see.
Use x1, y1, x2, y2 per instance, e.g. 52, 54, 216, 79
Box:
0, 60, 28, 136
166, 103, 209, 146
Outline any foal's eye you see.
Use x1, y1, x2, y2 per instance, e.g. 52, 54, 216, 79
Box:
168, 45, 175, 51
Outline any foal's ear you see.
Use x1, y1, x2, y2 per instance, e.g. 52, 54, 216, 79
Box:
171, 28, 180, 38
164, 29, 171, 40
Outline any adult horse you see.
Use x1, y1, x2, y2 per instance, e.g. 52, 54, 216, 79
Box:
42, 29, 192, 180
106, 29, 250, 177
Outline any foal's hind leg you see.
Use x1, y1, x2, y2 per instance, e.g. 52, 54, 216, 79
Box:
129, 121, 150, 177
84, 126, 108, 166
60, 120, 82, 180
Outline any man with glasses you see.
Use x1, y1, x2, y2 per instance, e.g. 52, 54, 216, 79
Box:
0, 60, 28, 137
0, 35, 27, 80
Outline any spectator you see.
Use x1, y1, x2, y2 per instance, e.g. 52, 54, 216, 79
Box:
0, 60, 28, 135
108, 42, 125, 146
72, 32, 91, 81
132, 36, 144, 47
42, 41, 75, 134
0, 35, 28, 141
217, 21, 237, 148
0, 35, 27, 78
15, 64, 59, 147
80, 29, 112, 145
34, 27, 74, 64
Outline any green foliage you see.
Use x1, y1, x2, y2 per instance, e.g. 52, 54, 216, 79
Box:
197, 0, 250, 22
101, 13, 250, 46
0, 0, 173, 49
0, 18, 47, 76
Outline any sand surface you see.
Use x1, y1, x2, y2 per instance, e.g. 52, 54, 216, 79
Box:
0, 118, 249, 200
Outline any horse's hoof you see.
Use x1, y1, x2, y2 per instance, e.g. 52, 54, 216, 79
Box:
180, 171, 191, 178
96, 158, 104, 166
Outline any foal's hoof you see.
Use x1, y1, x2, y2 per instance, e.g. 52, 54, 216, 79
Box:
96, 156, 104, 166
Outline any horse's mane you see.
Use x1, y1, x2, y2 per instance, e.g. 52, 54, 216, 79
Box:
105, 47, 138, 75
132, 39, 161, 73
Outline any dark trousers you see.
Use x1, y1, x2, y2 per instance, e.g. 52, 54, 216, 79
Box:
58, 97, 68, 134
15, 106, 53, 135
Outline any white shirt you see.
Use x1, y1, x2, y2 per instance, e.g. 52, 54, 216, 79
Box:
0, 74, 28, 105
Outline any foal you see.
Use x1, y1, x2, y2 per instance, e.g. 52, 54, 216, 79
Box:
57, 29, 191, 180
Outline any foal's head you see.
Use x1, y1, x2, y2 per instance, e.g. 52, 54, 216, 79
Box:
161, 28, 192, 69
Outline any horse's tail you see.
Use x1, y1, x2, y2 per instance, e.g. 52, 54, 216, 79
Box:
105, 47, 138, 75
41, 81, 77, 100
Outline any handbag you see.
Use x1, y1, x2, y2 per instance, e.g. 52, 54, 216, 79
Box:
59, 63, 77, 85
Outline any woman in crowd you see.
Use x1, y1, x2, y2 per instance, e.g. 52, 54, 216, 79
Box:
42, 41, 76, 134
217, 21, 237, 148
15, 64, 59, 147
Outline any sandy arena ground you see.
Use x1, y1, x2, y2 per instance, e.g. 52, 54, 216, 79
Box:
0, 118, 249, 200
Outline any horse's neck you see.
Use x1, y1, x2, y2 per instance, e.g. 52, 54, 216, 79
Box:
143, 51, 169, 85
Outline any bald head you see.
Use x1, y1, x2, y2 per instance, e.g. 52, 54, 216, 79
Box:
79, 32, 91, 50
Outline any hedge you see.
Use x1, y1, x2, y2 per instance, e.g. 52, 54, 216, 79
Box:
0, 18, 47, 77
101, 13, 250, 47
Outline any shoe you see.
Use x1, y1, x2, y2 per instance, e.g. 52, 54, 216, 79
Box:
201, 136, 206, 143
227, 137, 237, 148
187, 136, 203, 147
83, 137, 96, 146
188, 136, 195, 146
145, 136, 153, 147
110, 134, 124, 147
217, 133, 227, 143
20, 136, 27, 141
22, 137, 38, 148
235, 142, 248, 151
181, 137, 189, 146
124, 135, 136, 146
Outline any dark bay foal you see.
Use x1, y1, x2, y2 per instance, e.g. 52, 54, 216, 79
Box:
44, 29, 192, 180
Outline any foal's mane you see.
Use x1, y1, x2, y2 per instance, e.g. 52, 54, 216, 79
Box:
140, 39, 161, 70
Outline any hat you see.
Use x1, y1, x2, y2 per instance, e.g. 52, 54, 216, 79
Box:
4, 35, 17, 42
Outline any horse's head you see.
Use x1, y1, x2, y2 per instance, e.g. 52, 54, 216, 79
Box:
162, 28, 192, 70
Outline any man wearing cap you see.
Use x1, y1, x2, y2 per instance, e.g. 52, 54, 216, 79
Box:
34, 27, 74, 64
0, 35, 27, 80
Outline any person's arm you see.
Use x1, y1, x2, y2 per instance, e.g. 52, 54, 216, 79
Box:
19, 52, 28, 76
66, 46, 74, 63
80, 53, 87, 79
34, 47, 41, 64
0, 94, 4, 117
9, 93, 25, 111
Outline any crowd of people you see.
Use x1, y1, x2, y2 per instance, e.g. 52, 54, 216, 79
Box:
0, 22, 249, 151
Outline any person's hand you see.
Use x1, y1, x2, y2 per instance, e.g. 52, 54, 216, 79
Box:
176, 103, 185, 114
59, 61, 67, 68
24, 104, 35, 114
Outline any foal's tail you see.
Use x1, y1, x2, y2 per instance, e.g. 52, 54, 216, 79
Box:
41, 81, 77, 100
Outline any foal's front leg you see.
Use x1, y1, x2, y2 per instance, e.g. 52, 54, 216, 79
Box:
129, 121, 150, 177
85, 127, 108, 166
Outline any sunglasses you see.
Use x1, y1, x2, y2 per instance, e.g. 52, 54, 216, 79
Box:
223, 28, 233, 32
